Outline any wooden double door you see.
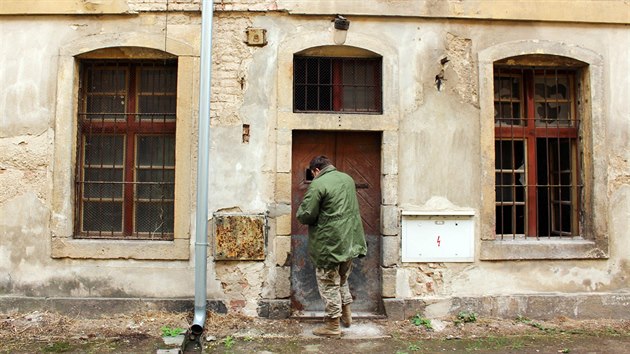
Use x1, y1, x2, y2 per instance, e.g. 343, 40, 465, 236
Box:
290, 130, 382, 315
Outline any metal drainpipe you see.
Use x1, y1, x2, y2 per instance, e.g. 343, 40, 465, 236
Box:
185, 0, 214, 347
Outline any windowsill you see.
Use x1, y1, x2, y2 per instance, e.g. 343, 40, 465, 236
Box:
479, 239, 608, 260
51, 236, 189, 260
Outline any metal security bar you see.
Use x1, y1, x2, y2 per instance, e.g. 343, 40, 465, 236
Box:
75, 60, 177, 240
293, 56, 382, 113
494, 67, 582, 239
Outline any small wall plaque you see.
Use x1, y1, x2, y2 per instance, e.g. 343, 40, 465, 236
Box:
246, 28, 267, 46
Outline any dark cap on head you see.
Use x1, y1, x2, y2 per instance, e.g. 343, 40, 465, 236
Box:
309, 155, 333, 171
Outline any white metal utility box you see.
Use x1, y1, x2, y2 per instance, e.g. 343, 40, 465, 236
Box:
401, 211, 475, 262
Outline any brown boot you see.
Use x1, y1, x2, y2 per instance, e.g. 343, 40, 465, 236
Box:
341, 304, 352, 328
312, 317, 341, 337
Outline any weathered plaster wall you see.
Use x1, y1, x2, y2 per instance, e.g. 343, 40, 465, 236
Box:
393, 20, 629, 297
0, 10, 285, 316
0, 3, 628, 317
1, 13, 208, 302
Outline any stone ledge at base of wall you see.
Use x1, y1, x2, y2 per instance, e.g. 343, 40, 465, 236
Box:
2, 294, 628, 321
383, 293, 630, 321
257, 299, 291, 319
0, 296, 227, 319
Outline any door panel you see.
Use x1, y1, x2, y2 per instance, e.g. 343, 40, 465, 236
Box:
291, 131, 382, 314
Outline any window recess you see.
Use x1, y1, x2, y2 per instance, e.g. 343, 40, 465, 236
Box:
75, 60, 177, 240
293, 56, 382, 114
494, 67, 582, 239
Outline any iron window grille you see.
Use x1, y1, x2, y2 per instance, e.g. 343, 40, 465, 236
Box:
494, 66, 582, 239
75, 60, 177, 240
293, 56, 382, 113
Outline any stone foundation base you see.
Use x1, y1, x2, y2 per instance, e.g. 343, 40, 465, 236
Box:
0, 296, 226, 318
1, 294, 627, 321
383, 293, 630, 321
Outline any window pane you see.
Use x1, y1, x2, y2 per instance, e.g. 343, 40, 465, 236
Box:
135, 201, 174, 233
495, 172, 525, 202
538, 138, 576, 236
534, 76, 569, 100
534, 74, 573, 126
318, 86, 332, 110
496, 205, 525, 236
294, 56, 382, 113
139, 67, 177, 93
82, 201, 123, 232
138, 66, 177, 121
83, 168, 124, 198
85, 67, 127, 120
306, 58, 322, 83
86, 95, 126, 116
495, 140, 525, 170
137, 135, 175, 167
84, 135, 124, 166
87, 68, 126, 93
138, 95, 176, 121
535, 102, 571, 125
494, 74, 523, 126
494, 102, 521, 125
136, 169, 175, 199
342, 60, 356, 84
294, 59, 306, 84
495, 140, 526, 237
494, 76, 520, 100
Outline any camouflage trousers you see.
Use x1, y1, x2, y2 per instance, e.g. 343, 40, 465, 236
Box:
315, 260, 354, 319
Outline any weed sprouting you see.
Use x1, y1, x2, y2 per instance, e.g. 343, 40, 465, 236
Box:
160, 325, 185, 337
515, 315, 555, 332
43, 341, 71, 352
410, 314, 433, 330
457, 311, 478, 323
408, 343, 421, 351
223, 335, 235, 349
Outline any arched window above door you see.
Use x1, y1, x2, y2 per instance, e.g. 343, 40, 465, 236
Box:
293, 46, 383, 114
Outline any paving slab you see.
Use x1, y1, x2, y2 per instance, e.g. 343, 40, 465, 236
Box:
300, 322, 389, 339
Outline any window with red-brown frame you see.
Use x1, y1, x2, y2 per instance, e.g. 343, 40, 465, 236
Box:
494, 66, 582, 238
75, 60, 177, 240
293, 56, 382, 113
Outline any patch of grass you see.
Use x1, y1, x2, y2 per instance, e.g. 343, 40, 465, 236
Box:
410, 314, 433, 330
43, 341, 71, 352
465, 336, 524, 352
604, 326, 622, 336
516, 314, 529, 323
510, 338, 525, 350
160, 325, 185, 337
560, 348, 570, 353
515, 315, 555, 332
408, 343, 421, 351
457, 311, 478, 324
223, 335, 235, 349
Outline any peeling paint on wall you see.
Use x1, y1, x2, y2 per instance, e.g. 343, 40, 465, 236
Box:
446, 32, 478, 106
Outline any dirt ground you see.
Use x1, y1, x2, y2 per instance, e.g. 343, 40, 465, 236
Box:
1, 310, 629, 353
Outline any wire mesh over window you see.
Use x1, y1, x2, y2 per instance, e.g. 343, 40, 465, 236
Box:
293, 56, 382, 113
494, 66, 582, 239
75, 60, 177, 240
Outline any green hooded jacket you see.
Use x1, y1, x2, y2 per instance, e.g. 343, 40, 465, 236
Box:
296, 165, 367, 269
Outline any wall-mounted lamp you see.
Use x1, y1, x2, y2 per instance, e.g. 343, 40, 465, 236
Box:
333, 15, 350, 45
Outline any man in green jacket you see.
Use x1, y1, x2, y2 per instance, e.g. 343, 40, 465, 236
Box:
296, 155, 367, 337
